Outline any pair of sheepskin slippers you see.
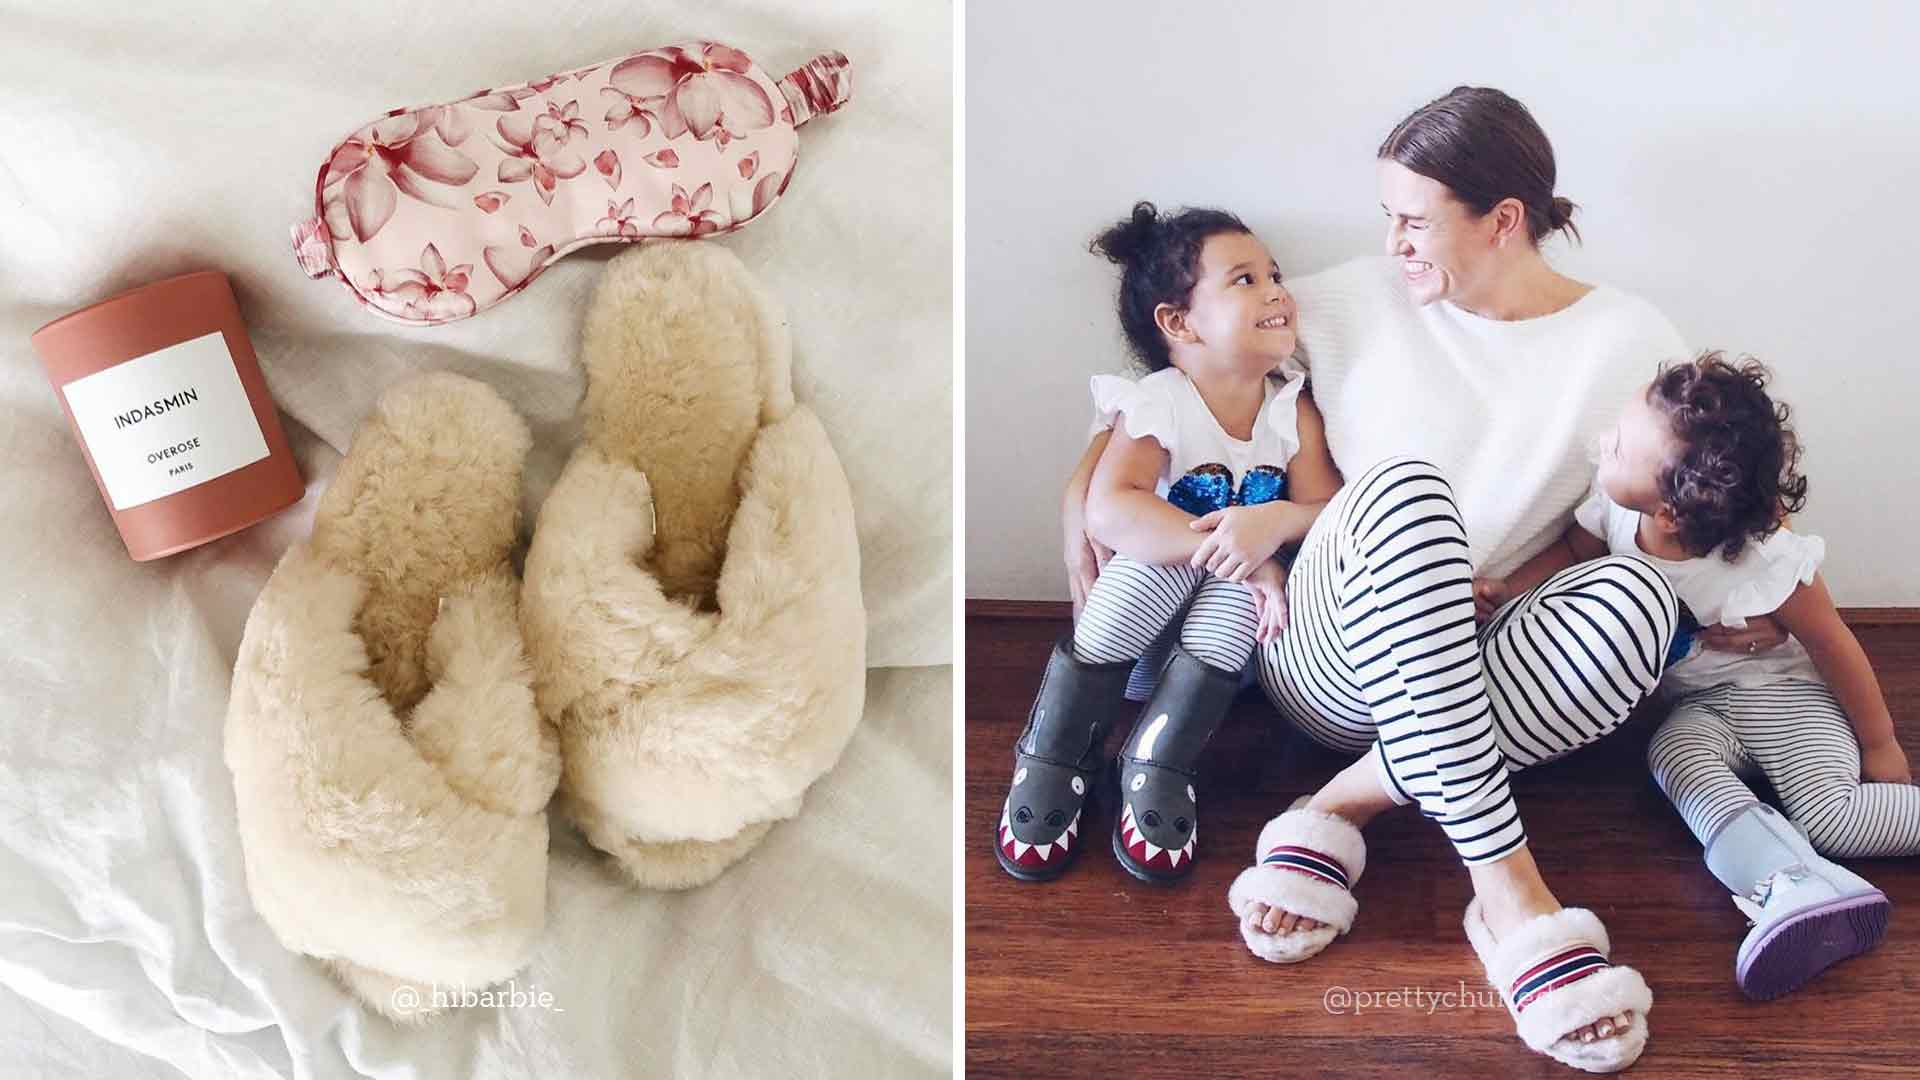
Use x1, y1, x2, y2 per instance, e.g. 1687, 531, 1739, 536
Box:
225, 242, 865, 1021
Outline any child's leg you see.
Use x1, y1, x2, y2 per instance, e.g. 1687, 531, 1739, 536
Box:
1124, 613, 1181, 702
1646, 687, 1764, 858
1662, 682, 1894, 1000
1112, 574, 1257, 880
1177, 573, 1262, 672
1742, 679, 1920, 859
995, 556, 1202, 880
1073, 556, 1204, 665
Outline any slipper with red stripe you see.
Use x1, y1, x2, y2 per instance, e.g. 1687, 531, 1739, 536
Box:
1226, 795, 1367, 963
1464, 899, 1653, 1074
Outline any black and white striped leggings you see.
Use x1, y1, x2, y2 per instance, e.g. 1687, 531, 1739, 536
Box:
1257, 456, 1679, 865
1072, 555, 1260, 675
1647, 679, 1920, 858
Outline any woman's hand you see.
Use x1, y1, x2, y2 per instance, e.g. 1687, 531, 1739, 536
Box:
1190, 503, 1301, 582
1698, 614, 1790, 656
1064, 512, 1112, 616
1245, 560, 1290, 643
1472, 577, 1511, 624
1862, 738, 1914, 785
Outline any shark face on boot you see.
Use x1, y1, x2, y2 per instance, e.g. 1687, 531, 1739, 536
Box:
1111, 645, 1242, 883
995, 638, 1133, 881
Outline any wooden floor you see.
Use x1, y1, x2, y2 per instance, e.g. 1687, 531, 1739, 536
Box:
964, 611, 1920, 1078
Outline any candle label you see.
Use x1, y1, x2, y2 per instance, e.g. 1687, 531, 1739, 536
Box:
60, 331, 270, 510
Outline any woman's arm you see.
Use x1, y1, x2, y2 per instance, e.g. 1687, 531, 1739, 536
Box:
1188, 387, 1340, 580
1772, 572, 1909, 781
1063, 429, 1114, 611
1085, 426, 1206, 565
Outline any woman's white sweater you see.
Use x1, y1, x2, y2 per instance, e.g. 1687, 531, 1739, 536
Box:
1286, 256, 1688, 577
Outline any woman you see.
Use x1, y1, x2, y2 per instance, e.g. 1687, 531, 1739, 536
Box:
1057, 87, 1785, 1072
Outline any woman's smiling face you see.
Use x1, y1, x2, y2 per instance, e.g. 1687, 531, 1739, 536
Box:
1378, 159, 1498, 307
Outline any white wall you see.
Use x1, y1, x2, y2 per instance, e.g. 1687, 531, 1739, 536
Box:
965, 1, 1920, 606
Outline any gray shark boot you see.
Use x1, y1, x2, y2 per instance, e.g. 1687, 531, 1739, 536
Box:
995, 638, 1133, 881
1704, 801, 1891, 1000
1112, 645, 1241, 883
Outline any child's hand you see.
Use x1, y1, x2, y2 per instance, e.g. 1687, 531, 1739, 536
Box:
1190, 504, 1297, 582
1861, 739, 1914, 784
1472, 577, 1511, 624
1245, 560, 1289, 643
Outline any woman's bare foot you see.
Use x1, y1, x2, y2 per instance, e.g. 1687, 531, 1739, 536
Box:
1244, 753, 1395, 938
1471, 846, 1635, 1047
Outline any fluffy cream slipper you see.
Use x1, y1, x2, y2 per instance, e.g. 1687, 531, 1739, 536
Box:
1463, 899, 1654, 1073
1227, 795, 1367, 963
225, 372, 561, 1022
521, 241, 865, 891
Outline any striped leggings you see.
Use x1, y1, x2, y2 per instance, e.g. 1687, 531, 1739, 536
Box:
1256, 456, 1679, 865
1072, 556, 1259, 675
1648, 679, 1920, 858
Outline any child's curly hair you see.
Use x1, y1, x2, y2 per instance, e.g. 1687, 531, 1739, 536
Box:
1090, 201, 1251, 372
1648, 351, 1808, 561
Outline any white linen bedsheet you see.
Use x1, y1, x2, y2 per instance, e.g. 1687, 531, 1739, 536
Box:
0, 0, 952, 1075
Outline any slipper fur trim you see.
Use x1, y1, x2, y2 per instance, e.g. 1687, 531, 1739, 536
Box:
522, 243, 865, 891
1464, 900, 1653, 1073
1225, 799, 1368, 962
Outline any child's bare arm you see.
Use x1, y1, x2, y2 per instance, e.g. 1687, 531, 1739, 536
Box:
1497, 521, 1608, 596
1472, 521, 1607, 622
1085, 427, 1205, 565
1186, 387, 1338, 580
1774, 571, 1909, 780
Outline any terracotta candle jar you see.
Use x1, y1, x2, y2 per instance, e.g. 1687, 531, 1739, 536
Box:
31, 271, 304, 561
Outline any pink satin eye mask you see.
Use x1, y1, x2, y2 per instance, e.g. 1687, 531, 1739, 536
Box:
290, 41, 850, 326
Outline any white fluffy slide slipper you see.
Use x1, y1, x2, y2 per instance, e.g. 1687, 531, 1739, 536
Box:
521, 241, 866, 891
225, 373, 562, 1022
1463, 899, 1654, 1073
1227, 795, 1368, 963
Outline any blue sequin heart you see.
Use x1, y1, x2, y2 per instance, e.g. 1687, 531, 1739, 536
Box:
1236, 465, 1288, 506
1167, 464, 1234, 516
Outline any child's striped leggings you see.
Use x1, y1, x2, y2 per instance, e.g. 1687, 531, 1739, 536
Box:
1071, 556, 1259, 676
1648, 679, 1920, 858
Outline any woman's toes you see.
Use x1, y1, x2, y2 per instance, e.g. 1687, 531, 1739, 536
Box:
1278, 912, 1301, 933
1261, 907, 1284, 934
1301, 917, 1321, 931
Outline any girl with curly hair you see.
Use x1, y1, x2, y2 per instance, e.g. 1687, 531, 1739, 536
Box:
1475, 351, 1915, 1003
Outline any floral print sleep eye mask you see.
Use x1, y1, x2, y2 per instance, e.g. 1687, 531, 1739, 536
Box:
289, 42, 850, 325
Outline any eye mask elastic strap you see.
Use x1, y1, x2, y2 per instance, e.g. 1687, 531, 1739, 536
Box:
778, 51, 852, 128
